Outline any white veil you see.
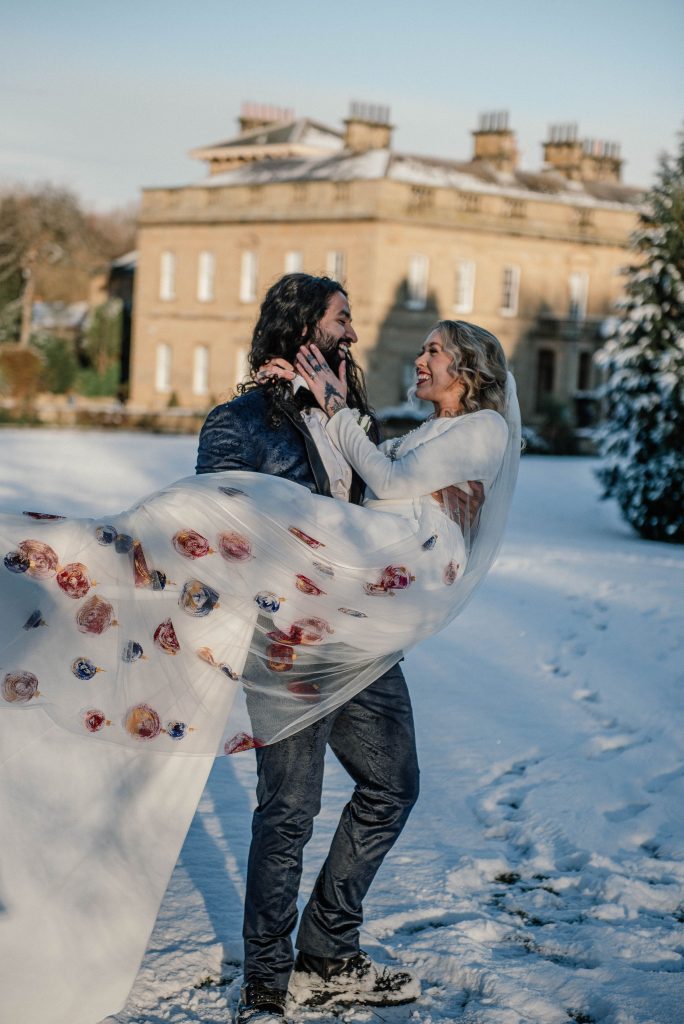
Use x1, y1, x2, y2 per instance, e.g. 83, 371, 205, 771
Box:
0, 376, 520, 757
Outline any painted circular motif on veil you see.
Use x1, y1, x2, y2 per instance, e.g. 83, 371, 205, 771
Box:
286, 680, 321, 702
443, 561, 459, 586
56, 562, 91, 599
224, 732, 264, 755
76, 596, 116, 635
179, 579, 220, 617
267, 643, 296, 672
166, 720, 189, 741
292, 616, 334, 645
15, 540, 59, 579
254, 591, 282, 613
71, 657, 101, 681
83, 708, 108, 733
2, 671, 40, 703
218, 531, 252, 561
364, 565, 415, 596
4, 550, 30, 574
173, 529, 214, 558
154, 618, 180, 655
295, 574, 326, 596
121, 640, 144, 663
124, 703, 162, 740
95, 524, 118, 545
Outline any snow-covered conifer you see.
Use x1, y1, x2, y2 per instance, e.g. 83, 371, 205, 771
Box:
596, 132, 684, 542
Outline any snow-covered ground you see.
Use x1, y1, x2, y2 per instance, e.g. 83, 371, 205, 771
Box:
1, 430, 683, 1024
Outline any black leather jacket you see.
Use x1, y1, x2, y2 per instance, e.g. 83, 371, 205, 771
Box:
195, 388, 367, 505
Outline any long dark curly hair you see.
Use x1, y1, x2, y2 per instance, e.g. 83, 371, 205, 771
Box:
238, 273, 376, 433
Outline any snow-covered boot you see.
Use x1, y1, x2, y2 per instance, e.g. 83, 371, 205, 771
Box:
288, 950, 420, 1008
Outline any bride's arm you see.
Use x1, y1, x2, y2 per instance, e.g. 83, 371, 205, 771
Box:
326, 407, 508, 498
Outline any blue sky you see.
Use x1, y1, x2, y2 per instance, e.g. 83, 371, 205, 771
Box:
2, 0, 682, 209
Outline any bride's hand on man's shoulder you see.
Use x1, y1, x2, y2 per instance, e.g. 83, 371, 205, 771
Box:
255, 358, 296, 383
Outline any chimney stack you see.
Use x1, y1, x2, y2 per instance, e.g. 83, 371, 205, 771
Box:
543, 124, 622, 182
238, 102, 294, 134
472, 111, 518, 173
344, 101, 393, 153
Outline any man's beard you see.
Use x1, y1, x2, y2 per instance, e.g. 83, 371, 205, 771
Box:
314, 330, 350, 375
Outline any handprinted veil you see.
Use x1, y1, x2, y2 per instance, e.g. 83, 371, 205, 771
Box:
0, 376, 520, 1024
0, 374, 520, 757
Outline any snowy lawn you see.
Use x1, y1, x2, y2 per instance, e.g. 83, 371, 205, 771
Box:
1, 430, 683, 1024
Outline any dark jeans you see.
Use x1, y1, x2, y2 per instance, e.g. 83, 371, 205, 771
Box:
243, 662, 420, 990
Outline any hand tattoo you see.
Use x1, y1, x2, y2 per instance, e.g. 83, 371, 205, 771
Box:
323, 381, 345, 417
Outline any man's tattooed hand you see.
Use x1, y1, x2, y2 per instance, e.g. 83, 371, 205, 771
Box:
323, 382, 345, 418
295, 342, 349, 418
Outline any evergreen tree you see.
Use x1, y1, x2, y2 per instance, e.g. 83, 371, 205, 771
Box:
596, 132, 684, 542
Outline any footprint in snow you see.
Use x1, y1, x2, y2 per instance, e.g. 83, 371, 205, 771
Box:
603, 802, 650, 823
644, 764, 684, 793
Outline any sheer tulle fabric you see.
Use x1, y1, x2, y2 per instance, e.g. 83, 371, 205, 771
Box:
0, 375, 520, 757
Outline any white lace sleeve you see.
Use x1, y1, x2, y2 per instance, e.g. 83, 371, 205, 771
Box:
326, 407, 509, 498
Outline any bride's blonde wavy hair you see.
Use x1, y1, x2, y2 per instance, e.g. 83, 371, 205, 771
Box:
429, 320, 508, 415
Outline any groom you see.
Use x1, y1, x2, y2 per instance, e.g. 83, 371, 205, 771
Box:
196, 273, 420, 1023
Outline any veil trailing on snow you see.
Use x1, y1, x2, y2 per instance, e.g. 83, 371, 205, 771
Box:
0, 375, 520, 758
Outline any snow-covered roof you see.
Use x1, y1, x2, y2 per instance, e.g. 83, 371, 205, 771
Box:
179, 147, 642, 210
190, 118, 343, 157
31, 301, 89, 330
110, 250, 137, 270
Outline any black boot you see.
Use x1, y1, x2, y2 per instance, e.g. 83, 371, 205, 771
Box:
235, 980, 290, 1023
289, 950, 420, 1008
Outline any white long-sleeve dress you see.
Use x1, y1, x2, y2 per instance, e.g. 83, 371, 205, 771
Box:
0, 405, 514, 1024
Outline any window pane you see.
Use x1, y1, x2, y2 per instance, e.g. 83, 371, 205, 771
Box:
577, 351, 593, 392
500, 265, 520, 315
234, 346, 250, 387
454, 260, 475, 312
240, 251, 258, 302
285, 251, 303, 273
159, 251, 175, 301
155, 343, 172, 392
193, 345, 209, 395
326, 250, 345, 282
535, 348, 555, 412
197, 251, 215, 302
569, 271, 589, 320
406, 254, 429, 310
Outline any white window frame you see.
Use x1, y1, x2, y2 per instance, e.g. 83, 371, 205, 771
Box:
159, 251, 175, 301
234, 346, 250, 387
192, 344, 210, 396
197, 251, 215, 303
326, 250, 346, 282
454, 260, 476, 313
406, 254, 429, 310
155, 343, 172, 393
500, 264, 520, 317
285, 250, 303, 274
239, 251, 258, 303
569, 271, 589, 320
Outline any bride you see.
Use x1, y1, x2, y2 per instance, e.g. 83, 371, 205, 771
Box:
0, 310, 519, 1024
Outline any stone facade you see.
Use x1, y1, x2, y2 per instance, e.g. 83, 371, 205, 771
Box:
129, 107, 642, 423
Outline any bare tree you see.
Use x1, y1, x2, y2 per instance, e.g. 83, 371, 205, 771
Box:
0, 185, 113, 346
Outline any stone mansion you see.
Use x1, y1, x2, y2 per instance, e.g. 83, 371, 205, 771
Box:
129, 103, 643, 424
